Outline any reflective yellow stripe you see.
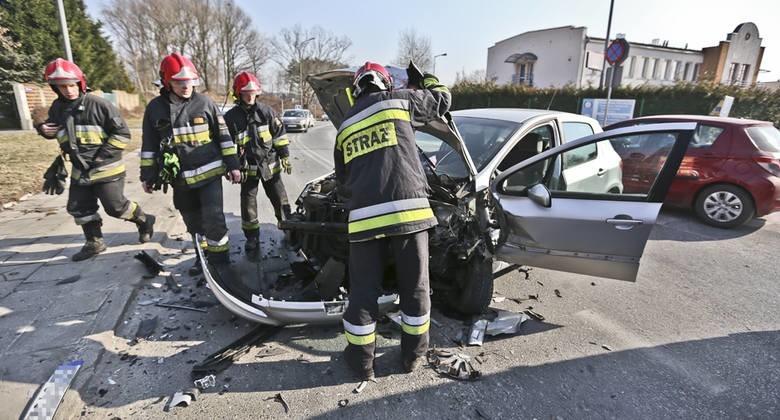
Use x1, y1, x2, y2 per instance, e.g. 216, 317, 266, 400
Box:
258, 129, 272, 142
207, 243, 229, 252
348, 208, 434, 234
140, 158, 155, 167
90, 164, 126, 180
237, 134, 250, 146
174, 130, 211, 144
184, 166, 224, 185
221, 147, 236, 156
273, 137, 290, 147
341, 121, 398, 164
108, 138, 127, 149
121, 201, 138, 220
345, 331, 375, 346
337, 109, 410, 149
77, 130, 106, 145
242, 221, 261, 230
402, 320, 430, 336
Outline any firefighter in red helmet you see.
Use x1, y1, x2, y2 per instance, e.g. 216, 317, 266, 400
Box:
140, 53, 241, 268
337, 62, 450, 379
36, 58, 155, 261
222, 72, 292, 252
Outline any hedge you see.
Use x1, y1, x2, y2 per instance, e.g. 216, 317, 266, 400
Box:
450, 81, 780, 127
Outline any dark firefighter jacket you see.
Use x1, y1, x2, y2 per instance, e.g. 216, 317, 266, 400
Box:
334, 87, 451, 242
42, 94, 130, 185
140, 91, 239, 189
223, 102, 290, 181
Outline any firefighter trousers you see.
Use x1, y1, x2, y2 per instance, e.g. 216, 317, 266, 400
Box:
172, 178, 230, 262
67, 176, 146, 226
240, 173, 290, 233
342, 230, 430, 378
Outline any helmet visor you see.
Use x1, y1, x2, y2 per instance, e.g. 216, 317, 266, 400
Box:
170, 79, 200, 88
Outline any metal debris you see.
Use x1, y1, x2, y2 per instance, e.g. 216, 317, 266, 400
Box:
134, 251, 165, 275
485, 310, 530, 336
524, 309, 545, 321
265, 393, 289, 413
192, 325, 281, 377
601, 345, 613, 351
353, 379, 375, 394
492, 296, 506, 303
156, 302, 207, 313
338, 399, 349, 407
255, 346, 288, 359
138, 298, 162, 306
426, 349, 481, 381
22, 360, 83, 420
193, 374, 216, 390
55, 275, 81, 285
554, 289, 562, 298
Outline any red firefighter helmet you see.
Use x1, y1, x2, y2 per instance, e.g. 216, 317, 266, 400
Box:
352, 62, 392, 97
159, 53, 200, 90
44, 58, 87, 92
233, 72, 262, 98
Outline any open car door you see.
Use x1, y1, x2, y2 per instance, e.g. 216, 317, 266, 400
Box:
491, 122, 696, 281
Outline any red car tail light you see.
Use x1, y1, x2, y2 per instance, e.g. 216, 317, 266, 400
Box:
676, 156, 699, 178
754, 157, 780, 177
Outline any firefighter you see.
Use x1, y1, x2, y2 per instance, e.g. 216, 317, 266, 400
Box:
139, 53, 241, 266
336, 62, 450, 379
223, 72, 292, 252
36, 58, 155, 261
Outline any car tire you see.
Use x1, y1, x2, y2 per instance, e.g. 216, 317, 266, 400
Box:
694, 184, 755, 228
453, 254, 494, 315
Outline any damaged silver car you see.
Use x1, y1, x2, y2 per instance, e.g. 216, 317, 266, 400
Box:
200, 65, 696, 325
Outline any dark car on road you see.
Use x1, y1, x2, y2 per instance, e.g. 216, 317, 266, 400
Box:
607, 115, 780, 228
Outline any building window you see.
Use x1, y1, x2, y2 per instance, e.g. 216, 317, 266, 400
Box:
683, 62, 691, 81
664, 61, 673, 80
692, 63, 700, 81
642, 57, 650, 79
628, 56, 636, 78
653, 58, 661, 79
728, 63, 739, 84
741, 64, 751, 85
674, 61, 683, 80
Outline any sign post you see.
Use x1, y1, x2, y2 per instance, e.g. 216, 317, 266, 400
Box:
603, 38, 630, 126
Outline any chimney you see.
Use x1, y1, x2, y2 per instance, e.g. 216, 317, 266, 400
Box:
652, 38, 661, 45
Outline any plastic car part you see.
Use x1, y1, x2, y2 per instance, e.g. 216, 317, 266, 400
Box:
22, 360, 83, 419
134, 251, 165, 275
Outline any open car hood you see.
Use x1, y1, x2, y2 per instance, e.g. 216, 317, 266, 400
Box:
307, 66, 478, 178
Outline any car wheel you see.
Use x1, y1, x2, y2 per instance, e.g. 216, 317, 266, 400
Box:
453, 254, 494, 315
694, 184, 755, 228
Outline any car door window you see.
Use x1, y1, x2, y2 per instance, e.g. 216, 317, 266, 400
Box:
501, 131, 689, 198
561, 122, 595, 142
497, 125, 553, 171
690, 125, 724, 148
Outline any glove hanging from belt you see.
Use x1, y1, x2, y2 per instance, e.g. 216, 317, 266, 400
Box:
42, 155, 68, 195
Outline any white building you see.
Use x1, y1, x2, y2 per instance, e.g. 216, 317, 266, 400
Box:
486, 23, 764, 89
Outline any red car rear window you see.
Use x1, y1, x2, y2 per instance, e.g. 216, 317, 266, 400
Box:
746, 126, 780, 153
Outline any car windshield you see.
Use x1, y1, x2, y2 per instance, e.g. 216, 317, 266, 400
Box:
283, 111, 305, 117
746, 125, 780, 153
416, 116, 521, 178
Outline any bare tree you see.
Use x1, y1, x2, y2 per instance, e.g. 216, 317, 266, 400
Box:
454, 69, 488, 85
395, 28, 432, 71
271, 24, 351, 107
101, 0, 269, 97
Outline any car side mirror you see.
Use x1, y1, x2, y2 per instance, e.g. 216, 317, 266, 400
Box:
527, 183, 551, 208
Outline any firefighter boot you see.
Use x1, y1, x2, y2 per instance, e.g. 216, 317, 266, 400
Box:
72, 221, 107, 261
244, 228, 260, 253
188, 235, 205, 276
134, 213, 156, 243
206, 249, 230, 266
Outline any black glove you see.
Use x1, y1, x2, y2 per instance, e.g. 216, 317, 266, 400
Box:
406, 61, 425, 89
43, 155, 68, 195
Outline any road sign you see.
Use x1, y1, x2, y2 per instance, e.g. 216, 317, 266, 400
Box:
606, 39, 630, 65
581, 98, 635, 127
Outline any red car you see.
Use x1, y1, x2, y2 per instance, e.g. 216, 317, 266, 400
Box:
607, 115, 780, 228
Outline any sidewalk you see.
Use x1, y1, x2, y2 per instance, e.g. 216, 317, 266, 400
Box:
0, 152, 189, 419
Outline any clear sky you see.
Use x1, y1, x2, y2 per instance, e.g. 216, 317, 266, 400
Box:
83, 0, 779, 85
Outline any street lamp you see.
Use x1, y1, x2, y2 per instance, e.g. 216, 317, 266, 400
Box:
299, 37, 315, 108
433, 53, 447, 74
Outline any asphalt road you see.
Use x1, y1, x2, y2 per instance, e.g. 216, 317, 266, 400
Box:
81, 122, 779, 419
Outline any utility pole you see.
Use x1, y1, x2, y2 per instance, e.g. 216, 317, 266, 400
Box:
56, 0, 73, 61
599, 0, 615, 90
433, 53, 447, 74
